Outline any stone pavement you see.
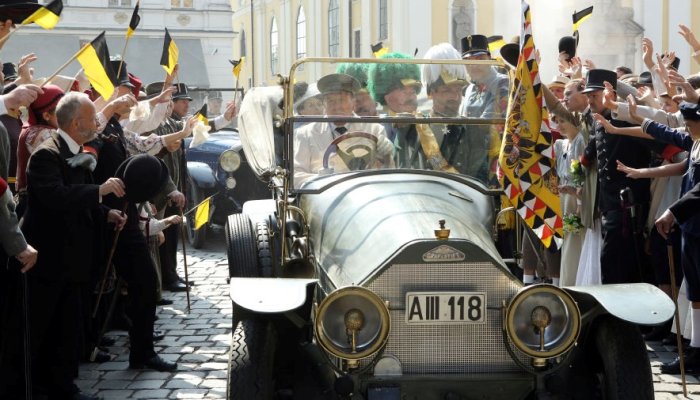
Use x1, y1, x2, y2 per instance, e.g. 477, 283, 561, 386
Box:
74, 230, 700, 399
77, 233, 231, 400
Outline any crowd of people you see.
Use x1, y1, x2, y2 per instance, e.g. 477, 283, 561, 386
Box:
0, 15, 239, 399
2, 5, 700, 400
288, 27, 700, 376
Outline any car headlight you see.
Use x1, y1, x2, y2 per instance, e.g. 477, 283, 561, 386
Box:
315, 286, 390, 362
505, 284, 580, 360
219, 150, 241, 172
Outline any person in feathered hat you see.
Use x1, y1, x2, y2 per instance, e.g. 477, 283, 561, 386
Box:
367, 52, 421, 144
414, 42, 489, 177
336, 62, 377, 116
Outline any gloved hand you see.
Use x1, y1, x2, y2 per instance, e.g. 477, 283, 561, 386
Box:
376, 136, 394, 159
66, 152, 97, 171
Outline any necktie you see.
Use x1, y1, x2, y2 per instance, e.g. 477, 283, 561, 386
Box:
334, 126, 348, 138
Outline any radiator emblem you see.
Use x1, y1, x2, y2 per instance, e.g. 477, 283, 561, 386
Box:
422, 245, 465, 262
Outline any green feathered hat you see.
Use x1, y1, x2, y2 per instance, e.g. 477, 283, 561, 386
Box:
336, 63, 369, 91
367, 52, 421, 106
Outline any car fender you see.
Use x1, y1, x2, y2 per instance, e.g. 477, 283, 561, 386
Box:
230, 277, 317, 313
565, 283, 674, 325
242, 199, 277, 224
187, 161, 216, 189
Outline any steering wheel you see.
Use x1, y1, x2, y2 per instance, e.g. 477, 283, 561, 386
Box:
322, 131, 378, 171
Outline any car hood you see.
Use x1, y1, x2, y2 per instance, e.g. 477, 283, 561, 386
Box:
299, 173, 501, 287
185, 131, 242, 154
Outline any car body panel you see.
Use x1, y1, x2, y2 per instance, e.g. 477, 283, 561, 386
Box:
229, 277, 317, 313
186, 161, 216, 189
566, 283, 674, 325
300, 172, 500, 288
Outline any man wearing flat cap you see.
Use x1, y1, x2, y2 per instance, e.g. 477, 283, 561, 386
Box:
293, 73, 393, 187
459, 34, 509, 184
580, 69, 664, 284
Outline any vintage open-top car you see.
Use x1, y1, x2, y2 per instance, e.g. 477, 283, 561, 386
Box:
224, 57, 674, 400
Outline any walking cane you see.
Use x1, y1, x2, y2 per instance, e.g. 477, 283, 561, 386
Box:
178, 208, 191, 313
93, 204, 127, 318
90, 278, 123, 362
667, 236, 687, 397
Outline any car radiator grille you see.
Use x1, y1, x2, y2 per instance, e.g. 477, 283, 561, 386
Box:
365, 262, 526, 375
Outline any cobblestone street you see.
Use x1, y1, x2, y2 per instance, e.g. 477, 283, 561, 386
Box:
75, 231, 700, 399
77, 233, 231, 399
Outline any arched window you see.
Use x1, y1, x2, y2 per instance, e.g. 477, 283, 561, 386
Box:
378, 0, 388, 40
296, 6, 307, 60
270, 17, 279, 75
328, 0, 339, 57
240, 29, 247, 58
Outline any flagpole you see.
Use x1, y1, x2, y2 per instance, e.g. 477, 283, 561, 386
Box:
0, 25, 22, 49
179, 208, 192, 313
40, 40, 92, 88
116, 36, 132, 80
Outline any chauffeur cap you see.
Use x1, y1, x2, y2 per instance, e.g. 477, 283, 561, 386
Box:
317, 73, 361, 95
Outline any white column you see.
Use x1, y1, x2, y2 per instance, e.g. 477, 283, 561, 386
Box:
361, 0, 371, 57
668, 0, 691, 76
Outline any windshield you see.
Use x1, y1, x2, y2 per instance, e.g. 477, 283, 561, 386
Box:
286, 58, 510, 190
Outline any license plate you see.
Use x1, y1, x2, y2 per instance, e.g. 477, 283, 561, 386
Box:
405, 292, 486, 324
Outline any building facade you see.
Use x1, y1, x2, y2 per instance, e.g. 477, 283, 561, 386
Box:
3, 0, 235, 92
232, 0, 700, 88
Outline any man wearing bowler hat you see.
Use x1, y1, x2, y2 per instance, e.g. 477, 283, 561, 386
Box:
580, 69, 661, 284
293, 73, 393, 187
459, 34, 509, 185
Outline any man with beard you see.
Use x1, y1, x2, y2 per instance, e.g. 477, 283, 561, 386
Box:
459, 34, 509, 183
420, 42, 491, 177
1, 92, 126, 400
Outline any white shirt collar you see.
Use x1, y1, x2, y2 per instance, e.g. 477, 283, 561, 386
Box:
57, 129, 81, 155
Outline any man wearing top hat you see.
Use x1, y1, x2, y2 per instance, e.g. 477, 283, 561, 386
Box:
293, 73, 393, 187
459, 34, 509, 185
580, 69, 662, 284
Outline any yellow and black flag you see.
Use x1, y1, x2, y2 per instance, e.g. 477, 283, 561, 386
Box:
572, 6, 593, 32
229, 58, 244, 79
160, 28, 179, 75
76, 31, 116, 100
195, 103, 208, 126
371, 42, 389, 58
126, 1, 140, 38
22, 0, 63, 30
488, 35, 507, 54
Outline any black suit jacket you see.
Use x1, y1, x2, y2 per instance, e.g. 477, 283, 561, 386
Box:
671, 182, 700, 226
22, 133, 107, 283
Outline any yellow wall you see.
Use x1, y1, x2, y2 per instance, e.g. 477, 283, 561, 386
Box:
431, 0, 449, 44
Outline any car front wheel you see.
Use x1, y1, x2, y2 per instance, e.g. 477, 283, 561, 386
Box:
227, 319, 276, 400
185, 175, 207, 249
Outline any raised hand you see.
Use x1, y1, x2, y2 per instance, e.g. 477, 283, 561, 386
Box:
679, 24, 700, 52
16, 53, 38, 85
642, 37, 655, 69
616, 160, 643, 179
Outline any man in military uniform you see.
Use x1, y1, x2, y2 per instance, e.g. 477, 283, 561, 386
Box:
367, 52, 422, 168
420, 42, 488, 176
459, 34, 509, 184
580, 69, 657, 284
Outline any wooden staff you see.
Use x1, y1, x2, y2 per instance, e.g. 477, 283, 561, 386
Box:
93, 203, 127, 318
115, 35, 132, 81
667, 237, 687, 397
0, 24, 23, 50
179, 207, 191, 313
